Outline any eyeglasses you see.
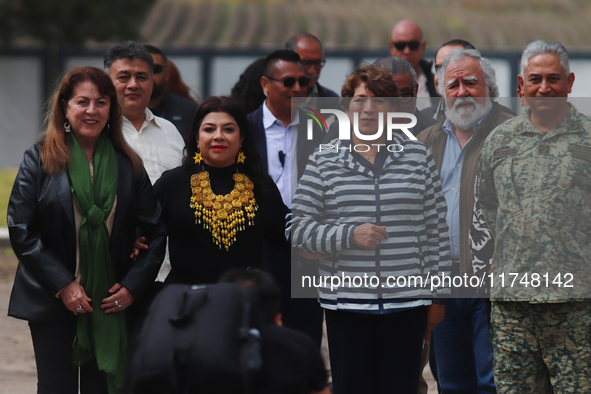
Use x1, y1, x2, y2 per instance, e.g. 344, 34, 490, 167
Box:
153, 64, 165, 74
399, 92, 415, 104
392, 40, 423, 52
301, 58, 326, 70
266, 76, 311, 88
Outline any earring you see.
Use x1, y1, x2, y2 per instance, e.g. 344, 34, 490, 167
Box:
237, 149, 246, 164
193, 147, 203, 164
64, 121, 71, 133
106, 121, 110, 132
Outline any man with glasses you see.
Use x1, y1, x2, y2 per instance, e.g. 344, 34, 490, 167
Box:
389, 19, 436, 109
286, 33, 339, 100
144, 45, 198, 141
248, 49, 325, 350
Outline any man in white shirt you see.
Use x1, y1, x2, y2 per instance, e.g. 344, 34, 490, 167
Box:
247, 50, 325, 348
247, 49, 316, 208
104, 41, 184, 281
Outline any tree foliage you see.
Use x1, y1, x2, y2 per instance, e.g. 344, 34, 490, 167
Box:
0, 0, 155, 46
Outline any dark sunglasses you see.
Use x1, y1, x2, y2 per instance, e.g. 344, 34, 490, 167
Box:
266, 76, 311, 88
153, 64, 165, 74
392, 40, 423, 51
301, 58, 326, 69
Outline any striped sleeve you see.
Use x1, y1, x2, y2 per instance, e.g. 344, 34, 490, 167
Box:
421, 149, 452, 296
290, 153, 356, 254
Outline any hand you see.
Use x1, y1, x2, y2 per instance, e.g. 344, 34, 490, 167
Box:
101, 283, 135, 314
299, 250, 329, 259
425, 303, 445, 345
60, 281, 93, 315
130, 236, 148, 261
351, 223, 389, 249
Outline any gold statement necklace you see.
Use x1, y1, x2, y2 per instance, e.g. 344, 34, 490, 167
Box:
190, 171, 258, 251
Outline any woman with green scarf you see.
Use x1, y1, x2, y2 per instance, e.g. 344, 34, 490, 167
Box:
7, 66, 166, 394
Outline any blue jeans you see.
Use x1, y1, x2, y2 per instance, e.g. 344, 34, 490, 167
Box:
433, 297, 496, 394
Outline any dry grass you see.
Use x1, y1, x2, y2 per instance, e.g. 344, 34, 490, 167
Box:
140, 0, 591, 50
0, 169, 17, 228
0, 247, 17, 279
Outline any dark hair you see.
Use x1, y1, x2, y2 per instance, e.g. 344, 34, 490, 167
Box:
219, 268, 281, 322
104, 41, 154, 75
143, 44, 168, 65
263, 50, 302, 77
285, 33, 324, 53
340, 64, 401, 110
40, 66, 142, 174
230, 57, 267, 114
440, 39, 476, 50
185, 96, 267, 193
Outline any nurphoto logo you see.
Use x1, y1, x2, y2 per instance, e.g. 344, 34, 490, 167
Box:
303, 107, 418, 154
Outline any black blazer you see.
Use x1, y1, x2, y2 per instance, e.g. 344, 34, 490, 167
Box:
316, 83, 339, 98
247, 104, 325, 179
419, 58, 438, 98
7, 145, 166, 322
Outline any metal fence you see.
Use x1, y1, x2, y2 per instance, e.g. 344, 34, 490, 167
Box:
2, 46, 591, 168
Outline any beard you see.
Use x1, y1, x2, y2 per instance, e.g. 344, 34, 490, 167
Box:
151, 80, 166, 100
445, 97, 490, 130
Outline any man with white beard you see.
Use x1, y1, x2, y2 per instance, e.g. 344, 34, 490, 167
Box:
417, 49, 513, 394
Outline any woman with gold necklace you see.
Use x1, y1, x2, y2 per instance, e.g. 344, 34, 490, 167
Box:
153, 96, 289, 284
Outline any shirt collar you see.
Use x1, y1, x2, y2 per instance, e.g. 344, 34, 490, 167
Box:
442, 99, 493, 137
516, 103, 586, 136
262, 99, 299, 129
308, 83, 319, 98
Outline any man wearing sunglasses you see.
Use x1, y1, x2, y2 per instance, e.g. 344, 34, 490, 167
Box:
389, 19, 437, 110
285, 33, 339, 100
247, 49, 326, 350
144, 45, 198, 142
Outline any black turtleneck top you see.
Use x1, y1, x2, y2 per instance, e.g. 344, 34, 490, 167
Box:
153, 163, 290, 284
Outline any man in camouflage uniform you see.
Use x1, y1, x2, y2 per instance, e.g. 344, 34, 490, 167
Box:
477, 40, 591, 393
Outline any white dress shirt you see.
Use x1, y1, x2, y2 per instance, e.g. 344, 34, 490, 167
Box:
121, 108, 184, 185
262, 100, 299, 208
416, 72, 433, 110
122, 108, 184, 282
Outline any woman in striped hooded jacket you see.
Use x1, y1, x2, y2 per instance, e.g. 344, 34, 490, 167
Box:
290, 64, 451, 394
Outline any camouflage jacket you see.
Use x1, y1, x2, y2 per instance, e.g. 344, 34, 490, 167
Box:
477, 104, 591, 301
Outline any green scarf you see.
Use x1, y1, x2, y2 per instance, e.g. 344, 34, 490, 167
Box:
68, 132, 125, 394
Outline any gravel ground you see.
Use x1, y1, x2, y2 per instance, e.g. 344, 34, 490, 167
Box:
0, 251, 36, 394
0, 250, 438, 394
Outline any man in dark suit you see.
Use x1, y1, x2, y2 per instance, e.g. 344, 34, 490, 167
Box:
286, 33, 339, 100
322, 56, 436, 144
389, 20, 436, 109
247, 49, 325, 348
144, 44, 198, 141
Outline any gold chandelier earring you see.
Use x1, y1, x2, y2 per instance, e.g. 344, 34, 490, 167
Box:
193, 147, 203, 165
237, 148, 246, 164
